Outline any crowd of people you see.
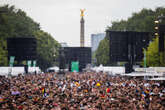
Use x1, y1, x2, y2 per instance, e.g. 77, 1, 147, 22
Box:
0, 72, 165, 110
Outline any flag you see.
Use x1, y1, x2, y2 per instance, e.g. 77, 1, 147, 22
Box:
41, 88, 45, 94
106, 88, 110, 93
0, 97, 3, 102
96, 83, 101, 87
75, 82, 80, 87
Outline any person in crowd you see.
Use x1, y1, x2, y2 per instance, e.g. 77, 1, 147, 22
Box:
0, 72, 164, 110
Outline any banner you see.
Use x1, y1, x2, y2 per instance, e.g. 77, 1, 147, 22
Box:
27, 60, 32, 67
9, 56, 15, 67
33, 60, 36, 67
71, 61, 79, 72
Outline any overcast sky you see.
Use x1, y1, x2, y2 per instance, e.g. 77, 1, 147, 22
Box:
0, 0, 165, 46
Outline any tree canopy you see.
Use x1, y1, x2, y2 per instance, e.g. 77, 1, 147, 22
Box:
95, 36, 109, 66
34, 30, 60, 70
145, 37, 160, 66
0, 5, 60, 70
107, 7, 165, 33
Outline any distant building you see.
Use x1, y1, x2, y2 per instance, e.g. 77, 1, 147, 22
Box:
60, 42, 68, 47
91, 33, 105, 52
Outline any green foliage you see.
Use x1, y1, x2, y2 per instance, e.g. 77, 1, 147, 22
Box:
34, 30, 60, 70
95, 37, 109, 66
0, 37, 8, 66
0, 5, 60, 70
0, 5, 40, 38
108, 8, 157, 32
91, 51, 96, 65
145, 37, 165, 67
145, 37, 159, 66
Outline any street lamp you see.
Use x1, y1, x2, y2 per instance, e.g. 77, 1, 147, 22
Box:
154, 33, 159, 36
154, 20, 159, 24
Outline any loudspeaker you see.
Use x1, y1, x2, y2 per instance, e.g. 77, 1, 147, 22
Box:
108, 31, 151, 62
109, 31, 128, 62
59, 48, 66, 69
24, 65, 28, 74
125, 63, 133, 73
134, 32, 150, 61
159, 32, 164, 52
7, 37, 37, 60
158, 25, 165, 52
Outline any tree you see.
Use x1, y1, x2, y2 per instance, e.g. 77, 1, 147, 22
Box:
145, 37, 160, 66
108, 8, 156, 32
34, 30, 61, 71
95, 36, 109, 66
0, 37, 8, 66
145, 37, 165, 67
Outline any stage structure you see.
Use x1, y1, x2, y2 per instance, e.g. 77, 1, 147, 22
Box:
7, 37, 37, 61
7, 37, 37, 73
107, 31, 152, 73
63, 47, 91, 72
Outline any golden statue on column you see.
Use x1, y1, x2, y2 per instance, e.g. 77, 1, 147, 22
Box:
80, 9, 85, 47
80, 9, 85, 17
